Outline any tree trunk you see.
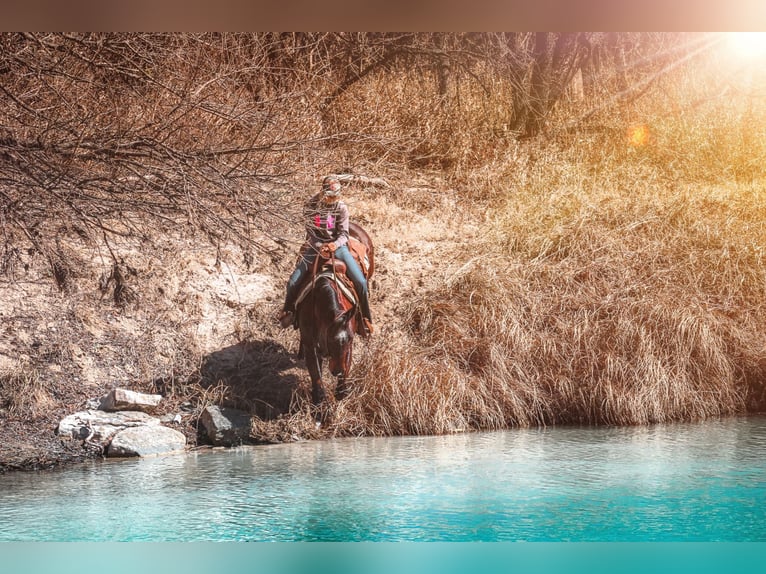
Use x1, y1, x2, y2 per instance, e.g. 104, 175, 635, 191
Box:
509, 33, 586, 138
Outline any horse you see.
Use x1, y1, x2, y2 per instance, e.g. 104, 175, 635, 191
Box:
295, 222, 374, 411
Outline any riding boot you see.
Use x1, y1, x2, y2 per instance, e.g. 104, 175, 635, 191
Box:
362, 317, 374, 337
278, 290, 298, 329
359, 296, 373, 337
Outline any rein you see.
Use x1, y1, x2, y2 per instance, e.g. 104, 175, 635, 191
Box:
310, 245, 337, 286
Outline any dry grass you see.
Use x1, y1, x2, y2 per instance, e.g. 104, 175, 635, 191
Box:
0, 364, 53, 420
246, 96, 766, 438
324, 170, 766, 434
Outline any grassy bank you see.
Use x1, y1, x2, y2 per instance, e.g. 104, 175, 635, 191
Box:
310, 153, 766, 436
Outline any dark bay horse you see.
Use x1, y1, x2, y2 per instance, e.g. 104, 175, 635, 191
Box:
296, 222, 374, 409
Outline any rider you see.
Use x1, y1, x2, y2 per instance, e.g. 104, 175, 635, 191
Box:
277, 176, 373, 336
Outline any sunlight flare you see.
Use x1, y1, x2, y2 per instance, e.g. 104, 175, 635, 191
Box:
725, 32, 766, 60
628, 124, 650, 147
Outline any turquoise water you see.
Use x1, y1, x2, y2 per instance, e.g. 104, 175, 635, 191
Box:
1, 416, 765, 541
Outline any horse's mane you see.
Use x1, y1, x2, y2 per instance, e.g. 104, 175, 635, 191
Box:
313, 275, 345, 321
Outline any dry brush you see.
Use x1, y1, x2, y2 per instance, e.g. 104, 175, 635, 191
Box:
322, 168, 766, 436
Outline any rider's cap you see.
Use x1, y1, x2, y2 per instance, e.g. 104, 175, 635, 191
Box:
322, 176, 342, 197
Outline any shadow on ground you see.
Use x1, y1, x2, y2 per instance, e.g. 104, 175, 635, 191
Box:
200, 339, 304, 420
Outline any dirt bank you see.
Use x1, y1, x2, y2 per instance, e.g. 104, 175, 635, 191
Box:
0, 177, 466, 473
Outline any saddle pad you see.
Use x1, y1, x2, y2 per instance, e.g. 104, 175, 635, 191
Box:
295, 270, 357, 309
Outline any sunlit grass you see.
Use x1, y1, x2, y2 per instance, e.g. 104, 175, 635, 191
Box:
278, 51, 766, 437
334, 172, 766, 435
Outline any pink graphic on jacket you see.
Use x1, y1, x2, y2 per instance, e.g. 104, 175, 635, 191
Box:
314, 214, 336, 229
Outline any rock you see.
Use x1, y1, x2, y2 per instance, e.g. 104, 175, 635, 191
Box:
107, 425, 186, 457
57, 410, 161, 444
57, 410, 187, 458
85, 397, 101, 410
200, 406, 252, 446
99, 388, 162, 413
159, 413, 183, 424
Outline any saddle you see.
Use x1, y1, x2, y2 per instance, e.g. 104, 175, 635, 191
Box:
291, 238, 371, 335
347, 236, 371, 278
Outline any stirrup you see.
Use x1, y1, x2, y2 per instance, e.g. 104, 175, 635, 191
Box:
362, 318, 374, 337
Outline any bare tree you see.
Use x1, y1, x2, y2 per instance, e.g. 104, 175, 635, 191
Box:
0, 32, 707, 288
0, 33, 314, 286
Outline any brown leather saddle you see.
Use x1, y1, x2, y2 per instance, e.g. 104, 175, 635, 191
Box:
292, 237, 371, 334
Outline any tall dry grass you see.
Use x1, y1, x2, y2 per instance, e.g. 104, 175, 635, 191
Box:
330, 173, 766, 435
321, 54, 766, 431
253, 50, 766, 437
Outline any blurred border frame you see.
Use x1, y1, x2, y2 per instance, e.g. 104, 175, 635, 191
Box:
3, 0, 766, 32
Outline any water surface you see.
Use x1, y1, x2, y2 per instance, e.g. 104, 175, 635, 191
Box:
1, 416, 764, 541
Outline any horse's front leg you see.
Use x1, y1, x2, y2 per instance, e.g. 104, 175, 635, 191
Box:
302, 341, 326, 407
334, 339, 354, 401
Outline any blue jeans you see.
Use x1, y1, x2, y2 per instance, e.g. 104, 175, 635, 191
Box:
284, 244, 372, 320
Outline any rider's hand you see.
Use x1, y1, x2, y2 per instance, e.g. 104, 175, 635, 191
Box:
321, 242, 336, 258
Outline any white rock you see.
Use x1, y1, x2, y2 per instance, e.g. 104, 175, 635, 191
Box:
57, 410, 160, 443
107, 425, 186, 458
99, 388, 162, 413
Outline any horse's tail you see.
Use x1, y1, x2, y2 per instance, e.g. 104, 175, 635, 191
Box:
349, 221, 374, 280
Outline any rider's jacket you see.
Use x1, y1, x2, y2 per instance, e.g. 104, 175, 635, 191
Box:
302, 193, 350, 250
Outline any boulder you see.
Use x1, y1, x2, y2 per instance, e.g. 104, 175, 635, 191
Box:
108, 425, 186, 458
99, 388, 162, 413
200, 406, 252, 446
56, 410, 161, 444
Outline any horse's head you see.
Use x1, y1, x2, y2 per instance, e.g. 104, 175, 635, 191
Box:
299, 276, 356, 377
327, 306, 355, 378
